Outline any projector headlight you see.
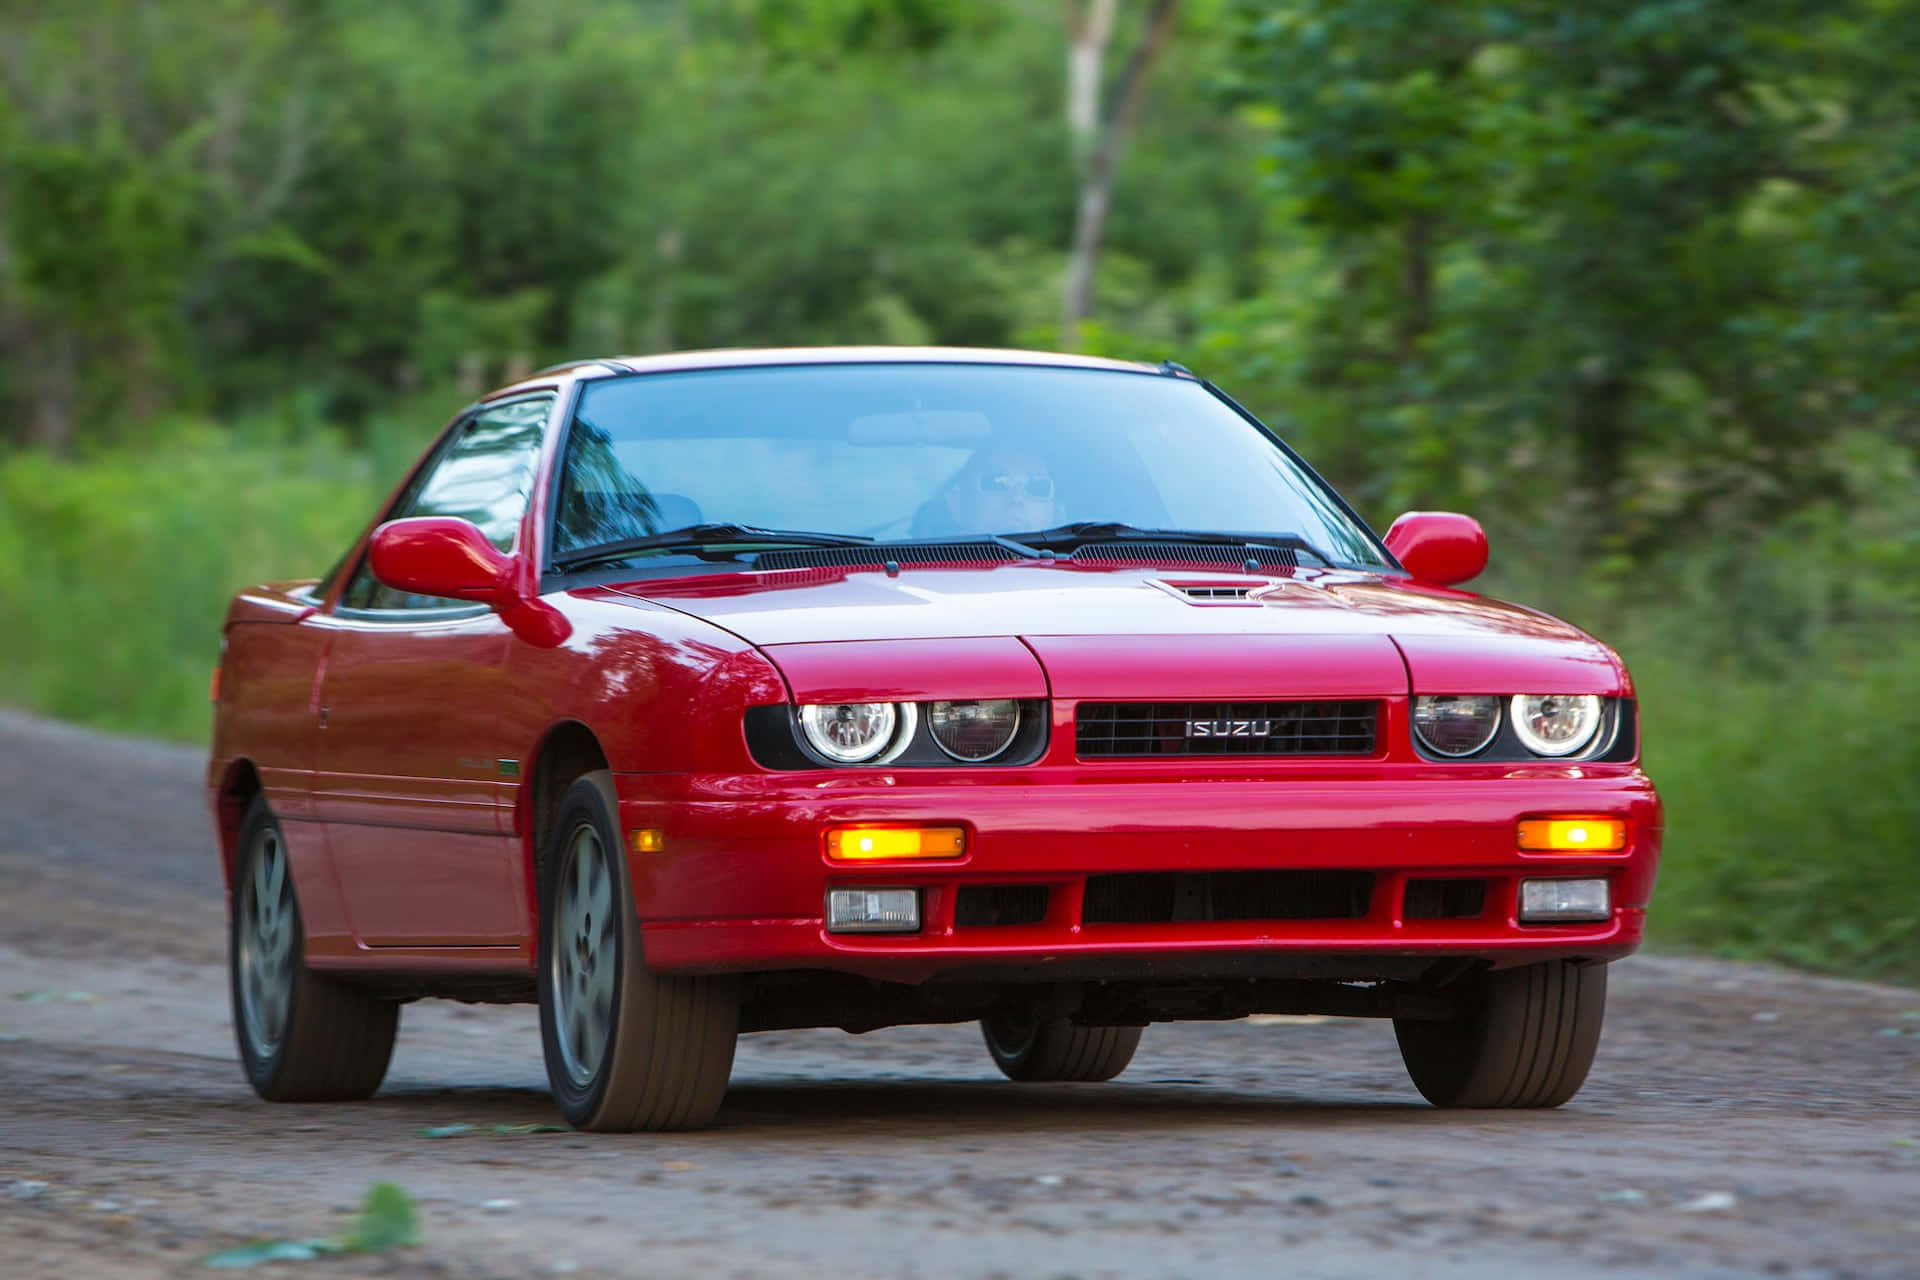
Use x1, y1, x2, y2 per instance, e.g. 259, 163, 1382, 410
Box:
799, 702, 907, 764
1412, 694, 1501, 758
928, 699, 1022, 762
1509, 694, 1602, 757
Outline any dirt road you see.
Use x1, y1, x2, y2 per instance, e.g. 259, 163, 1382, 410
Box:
1, 709, 1915, 1278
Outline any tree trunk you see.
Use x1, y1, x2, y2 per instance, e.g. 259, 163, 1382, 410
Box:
1061, 0, 1179, 350
1065, 0, 1117, 153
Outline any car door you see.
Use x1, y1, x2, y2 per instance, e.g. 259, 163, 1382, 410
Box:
311, 394, 553, 946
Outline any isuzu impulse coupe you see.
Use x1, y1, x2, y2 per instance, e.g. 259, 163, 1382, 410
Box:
209, 348, 1660, 1130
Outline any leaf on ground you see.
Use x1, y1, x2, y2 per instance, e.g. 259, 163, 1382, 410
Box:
204, 1239, 342, 1268
346, 1182, 419, 1251
420, 1121, 565, 1137
202, 1183, 417, 1268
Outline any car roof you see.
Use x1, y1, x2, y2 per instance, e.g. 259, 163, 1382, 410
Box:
485, 346, 1166, 400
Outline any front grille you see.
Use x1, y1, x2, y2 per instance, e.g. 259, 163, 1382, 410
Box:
1076, 700, 1379, 757
1083, 871, 1374, 924
954, 885, 1051, 927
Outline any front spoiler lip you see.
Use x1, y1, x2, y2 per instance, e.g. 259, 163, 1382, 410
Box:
639, 909, 1647, 982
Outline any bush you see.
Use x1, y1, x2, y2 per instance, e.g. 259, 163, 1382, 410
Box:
0, 410, 435, 741
1634, 640, 1920, 986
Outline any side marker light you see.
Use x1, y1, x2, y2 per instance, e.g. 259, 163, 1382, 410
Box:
630, 828, 665, 853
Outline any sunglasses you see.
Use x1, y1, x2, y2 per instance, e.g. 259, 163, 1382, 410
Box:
978, 472, 1055, 500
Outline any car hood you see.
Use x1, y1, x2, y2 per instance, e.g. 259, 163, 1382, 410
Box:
600, 565, 1626, 698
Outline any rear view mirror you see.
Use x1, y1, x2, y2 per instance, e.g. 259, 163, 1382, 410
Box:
1384, 512, 1488, 586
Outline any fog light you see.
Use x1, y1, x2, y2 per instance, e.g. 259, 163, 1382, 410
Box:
1519, 878, 1612, 923
826, 888, 921, 933
825, 826, 966, 861
1518, 817, 1627, 853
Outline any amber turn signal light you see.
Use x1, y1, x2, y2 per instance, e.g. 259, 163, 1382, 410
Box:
629, 828, 665, 853
825, 826, 966, 861
1518, 817, 1628, 853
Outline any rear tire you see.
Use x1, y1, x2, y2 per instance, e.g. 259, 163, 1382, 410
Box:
230, 795, 398, 1102
538, 772, 739, 1131
1394, 960, 1607, 1108
981, 1010, 1141, 1082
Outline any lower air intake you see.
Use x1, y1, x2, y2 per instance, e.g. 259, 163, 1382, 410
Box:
1082, 871, 1374, 925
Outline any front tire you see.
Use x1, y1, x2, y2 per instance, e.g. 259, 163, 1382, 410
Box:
1394, 959, 1607, 1108
981, 1010, 1142, 1082
538, 772, 739, 1131
229, 795, 397, 1101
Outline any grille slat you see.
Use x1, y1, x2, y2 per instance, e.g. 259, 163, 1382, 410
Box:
1076, 700, 1380, 758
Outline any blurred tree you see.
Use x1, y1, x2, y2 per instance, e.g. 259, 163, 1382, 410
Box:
1222, 0, 1920, 558
1061, 0, 1181, 348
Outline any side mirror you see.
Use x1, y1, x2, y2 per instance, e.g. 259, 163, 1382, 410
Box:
368, 517, 507, 602
1384, 511, 1488, 587
367, 517, 571, 647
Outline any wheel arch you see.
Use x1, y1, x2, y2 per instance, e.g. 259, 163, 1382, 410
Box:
214, 758, 264, 892
519, 720, 611, 934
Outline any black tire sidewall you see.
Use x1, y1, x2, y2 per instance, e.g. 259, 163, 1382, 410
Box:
537, 776, 630, 1126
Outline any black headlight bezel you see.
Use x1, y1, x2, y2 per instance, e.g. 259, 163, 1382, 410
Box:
745, 700, 1050, 770
1409, 696, 1636, 764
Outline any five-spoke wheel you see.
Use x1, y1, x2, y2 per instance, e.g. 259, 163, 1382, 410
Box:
537, 772, 740, 1131
229, 795, 397, 1101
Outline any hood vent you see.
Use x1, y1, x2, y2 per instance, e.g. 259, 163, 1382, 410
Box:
755, 542, 1022, 572
1170, 583, 1254, 600
1070, 542, 1301, 570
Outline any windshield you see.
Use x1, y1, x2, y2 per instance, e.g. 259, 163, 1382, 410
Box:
554, 363, 1388, 567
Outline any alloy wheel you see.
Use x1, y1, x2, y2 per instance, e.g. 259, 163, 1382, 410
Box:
551, 821, 618, 1086
236, 826, 295, 1061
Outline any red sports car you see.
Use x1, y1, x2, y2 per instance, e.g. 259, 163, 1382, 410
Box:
209, 348, 1660, 1131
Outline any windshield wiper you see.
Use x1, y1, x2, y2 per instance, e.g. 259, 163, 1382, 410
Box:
1005, 521, 1335, 567
553, 524, 875, 573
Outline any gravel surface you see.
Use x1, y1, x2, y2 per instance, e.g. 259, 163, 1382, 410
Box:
1, 709, 1916, 1278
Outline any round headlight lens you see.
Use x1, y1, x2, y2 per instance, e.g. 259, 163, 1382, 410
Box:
799, 702, 899, 763
928, 699, 1022, 762
1412, 695, 1501, 757
1509, 694, 1602, 757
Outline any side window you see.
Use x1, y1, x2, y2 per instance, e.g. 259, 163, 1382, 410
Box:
340, 396, 553, 612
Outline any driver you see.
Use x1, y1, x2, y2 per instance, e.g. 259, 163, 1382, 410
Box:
917, 448, 1058, 536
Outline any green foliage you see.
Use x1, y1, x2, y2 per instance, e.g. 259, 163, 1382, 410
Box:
0, 400, 443, 740
1637, 641, 1920, 986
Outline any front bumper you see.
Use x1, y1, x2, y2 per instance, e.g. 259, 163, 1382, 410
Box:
620, 766, 1661, 983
